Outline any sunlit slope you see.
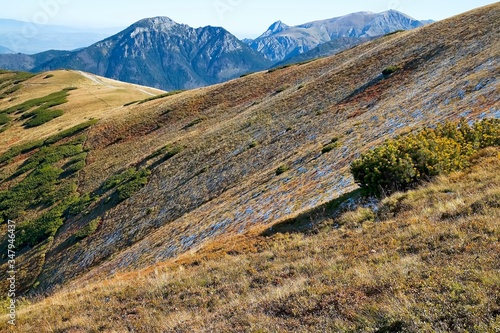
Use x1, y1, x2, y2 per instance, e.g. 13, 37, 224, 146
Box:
41, 3, 500, 290
0, 3, 498, 298
0, 70, 164, 153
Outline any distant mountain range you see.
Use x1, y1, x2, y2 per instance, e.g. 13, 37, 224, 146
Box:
0, 11, 431, 90
248, 10, 428, 62
0, 19, 121, 54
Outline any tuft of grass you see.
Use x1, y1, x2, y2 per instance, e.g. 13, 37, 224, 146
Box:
382, 65, 401, 78
322, 137, 341, 154
137, 91, 184, 105
276, 165, 290, 176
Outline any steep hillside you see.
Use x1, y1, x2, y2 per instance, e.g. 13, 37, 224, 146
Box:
0, 17, 271, 91
273, 36, 377, 68
0, 2, 498, 308
250, 10, 425, 62
2, 145, 499, 332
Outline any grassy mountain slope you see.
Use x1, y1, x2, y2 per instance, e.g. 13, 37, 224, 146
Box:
0, 2, 498, 310
0, 70, 164, 153
3, 146, 499, 332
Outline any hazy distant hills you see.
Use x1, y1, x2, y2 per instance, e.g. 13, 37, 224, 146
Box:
0, 44, 13, 54
0, 19, 121, 54
249, 10, 428, 62
0, 11, 429, 90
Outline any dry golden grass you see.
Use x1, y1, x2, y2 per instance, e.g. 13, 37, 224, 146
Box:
2, 147, 499, 332
0, 70, 164, 154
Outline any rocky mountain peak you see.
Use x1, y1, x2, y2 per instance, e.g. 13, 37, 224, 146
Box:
259, 20, 290, 38
131, 16, 180, 32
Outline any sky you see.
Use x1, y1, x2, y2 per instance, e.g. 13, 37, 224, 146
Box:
0, 0, 497, 38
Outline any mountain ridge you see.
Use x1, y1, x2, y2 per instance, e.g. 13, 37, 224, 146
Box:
250, 10, 427, 62
0, 10, 432, 90
25, 17, 271, 90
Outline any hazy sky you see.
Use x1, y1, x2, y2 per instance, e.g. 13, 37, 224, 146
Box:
0, 0, 497, 38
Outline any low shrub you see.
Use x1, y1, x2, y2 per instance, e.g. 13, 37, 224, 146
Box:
184, 118, 205, 129
117, 174, 150, 202
322, 137, 341, 154
382, 65, 401, 78
137, 91, 184, 104
0, 113, 9, 125
102, 167, 151, 202
74, 218, 101, 241
24, 109, 64, 128
351, 119, 500, 195
276, 165, 290, 176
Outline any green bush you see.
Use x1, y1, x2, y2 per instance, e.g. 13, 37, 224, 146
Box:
2, 88, 71, 115
382, 66, 401, 78
117, 174, 149, 202
0, 165, 63, 220
351, 119, 500, 195
0, 119, 97, 165
148, 144, 179, 160
184, 118, 205, 129
102, 168, 140, 191
24, 109, 64, 128
44, 119, 97, 145
65, 160, 86, 174
102, 167, 151, 202
67, 193, 94, 217
74, 218, 100, 240
0, 113, 10, 125
276, 165, 290, 176
137, 91, 184, 104
322, 137, 341, 154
